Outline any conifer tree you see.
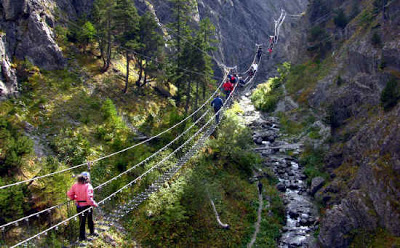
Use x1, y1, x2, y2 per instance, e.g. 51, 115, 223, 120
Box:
77, 21, 96, 53
114, 0, 140, 93
136, 12, 164, 87
92, 0, 116, 72
168, 0, 193, 103
197, 18, 217, 101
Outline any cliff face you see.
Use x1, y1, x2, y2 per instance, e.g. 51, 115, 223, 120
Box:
0, 0, 93, 100
291, 0, 400, 247
1, 0, 307, 99
135, 0, 308, 77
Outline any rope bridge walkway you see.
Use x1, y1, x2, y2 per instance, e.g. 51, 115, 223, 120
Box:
0, 8, 287, 247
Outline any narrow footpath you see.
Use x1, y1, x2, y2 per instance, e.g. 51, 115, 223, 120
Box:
238, 92, 318, 248
247, 190, 263, 248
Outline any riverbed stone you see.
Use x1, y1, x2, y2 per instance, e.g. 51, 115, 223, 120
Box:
277, 183, 286, 192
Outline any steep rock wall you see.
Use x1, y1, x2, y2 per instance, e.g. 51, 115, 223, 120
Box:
135, 0, 308, 78
292, 0, 400, 247
0, 0, 93, 100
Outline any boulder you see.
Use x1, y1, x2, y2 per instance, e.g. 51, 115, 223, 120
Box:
277, 183, 286, 192
310, 177, 325, 196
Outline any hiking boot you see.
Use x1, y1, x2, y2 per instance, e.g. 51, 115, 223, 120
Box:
89, 232, 99, 237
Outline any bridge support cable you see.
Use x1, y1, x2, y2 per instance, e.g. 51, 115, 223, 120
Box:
95, 74, 240, 227
0, 71, 228, 247
0, 11, 230, 191
2, 7, 288, 244
4, 10, 284, 242
7, 71, 238, 248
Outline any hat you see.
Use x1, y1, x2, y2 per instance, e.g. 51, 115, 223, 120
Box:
81, 171, 90, 180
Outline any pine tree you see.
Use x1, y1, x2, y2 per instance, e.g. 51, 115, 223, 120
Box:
136, 12, 164, 87
92, 0, 116, 72
197, 18, 217, 101
180, 19, 216, 115
114, 0, 140, 93
77, 21, 96, 53
168, 0, 193, 104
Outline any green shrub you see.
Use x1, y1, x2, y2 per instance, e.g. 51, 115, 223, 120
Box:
52, 129, 91, 166
251, 77, 282, 112
0, 117, 34, 174
371, 32, 382, 47
300, 145, 329, 185
334, 9, 348, 29
336, 75, 345, 86
277, 112, 304, 136
381, 78, 400, 111
308, 25, 326, 42
359, 9, 374, 25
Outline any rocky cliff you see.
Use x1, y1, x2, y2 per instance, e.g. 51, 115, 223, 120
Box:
288, 0, 400, 247
0, 0, 307, 100
135, 0, 308, 77
0, 0, 93, 100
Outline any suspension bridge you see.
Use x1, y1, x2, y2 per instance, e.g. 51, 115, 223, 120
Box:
0, 8, 289, 247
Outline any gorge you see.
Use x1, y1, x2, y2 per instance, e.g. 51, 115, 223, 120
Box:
0, 0, 399, 247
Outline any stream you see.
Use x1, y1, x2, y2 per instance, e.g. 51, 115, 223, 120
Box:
237, 93, 318, 248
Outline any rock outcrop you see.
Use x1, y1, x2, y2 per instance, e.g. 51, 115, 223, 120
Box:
0, 0, 93, 100
289, 0, 400, 247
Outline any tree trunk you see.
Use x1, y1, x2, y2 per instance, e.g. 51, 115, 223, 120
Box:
202, 79, 206, 100
140, 61, 148, 87
194, 80, 199, 119
123, 50, 130, 94
176, 2, 182, 103
102, 20, 112, 72
136, 58, 143, 87
184, 81, 191, 115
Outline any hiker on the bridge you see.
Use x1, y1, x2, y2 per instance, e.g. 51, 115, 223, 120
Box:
238, 77, 245, 87
230, 74, 237, 84
269, 36, 275, 53
257, 46, 263, 61
211, 94, 224, 124
223, 79, 234, 100
67, 172, 98, 241
250, 63, 258, 77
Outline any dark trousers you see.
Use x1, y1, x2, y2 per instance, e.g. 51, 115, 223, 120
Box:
214, 107, 221, 124
77, 205, 94, 240
225, 91, 231, 101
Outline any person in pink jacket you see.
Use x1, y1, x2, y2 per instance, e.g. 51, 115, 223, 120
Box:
67, 172, 98, 241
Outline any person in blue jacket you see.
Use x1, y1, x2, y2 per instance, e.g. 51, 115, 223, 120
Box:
211, 94, 224, 124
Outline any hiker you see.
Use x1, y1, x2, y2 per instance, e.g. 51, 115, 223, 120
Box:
238, 77, 246, 87
258, 181, 263, 194
67, 172, 98, 241
211, 94, 224, 124
230, 74, 237, 84
257, 46, 263, 61
251, 64, 258, 76
223, 79, 234, 100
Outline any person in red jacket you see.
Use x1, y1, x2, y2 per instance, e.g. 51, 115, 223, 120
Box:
67, 172, 98, 241
223, 79, 234, 100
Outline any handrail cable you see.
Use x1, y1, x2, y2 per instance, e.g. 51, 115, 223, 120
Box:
0, 71, 228, 229
11, 69, 238, 248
